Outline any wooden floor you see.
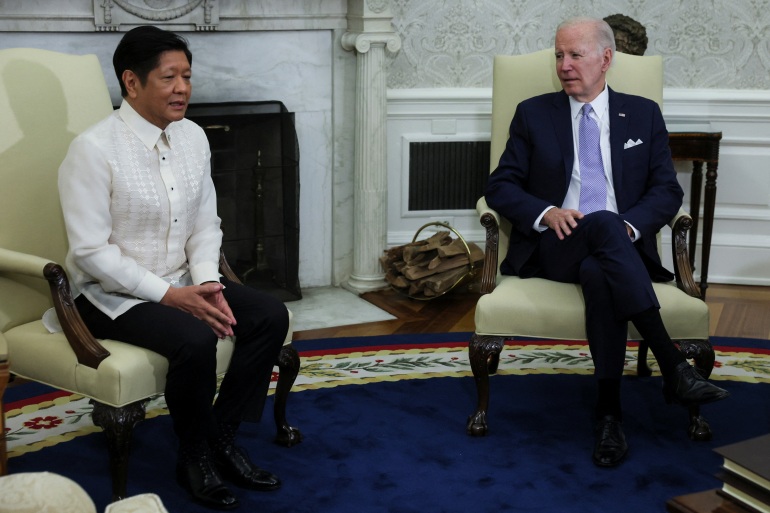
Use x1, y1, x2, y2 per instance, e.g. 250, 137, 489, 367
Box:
294, 283, 770, 341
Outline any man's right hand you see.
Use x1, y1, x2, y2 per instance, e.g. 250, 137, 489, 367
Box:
543, 207, 584, 240
160, 283, 236, 339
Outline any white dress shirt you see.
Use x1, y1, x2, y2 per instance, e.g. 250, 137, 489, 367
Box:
58, 100, 222, 319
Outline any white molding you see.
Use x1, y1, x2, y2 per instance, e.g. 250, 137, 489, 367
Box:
0, 0, 348, 32
388, 86, 770, 120
387, 88, 492, 118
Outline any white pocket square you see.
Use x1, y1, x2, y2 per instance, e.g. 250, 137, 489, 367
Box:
624, 138, 643, 149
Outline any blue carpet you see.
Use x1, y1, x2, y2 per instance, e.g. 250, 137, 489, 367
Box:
5, 334, 770, 512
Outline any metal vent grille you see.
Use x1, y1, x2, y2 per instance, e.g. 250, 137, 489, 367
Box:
408, 141, 490, 211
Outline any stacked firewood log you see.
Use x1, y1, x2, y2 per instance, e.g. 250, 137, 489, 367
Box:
380, 229, 484, 299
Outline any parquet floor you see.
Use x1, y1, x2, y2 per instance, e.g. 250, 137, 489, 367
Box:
294, 283, 770, 341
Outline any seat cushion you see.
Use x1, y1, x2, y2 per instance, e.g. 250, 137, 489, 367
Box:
475, 277, 709, 341
4, 320, 234, 408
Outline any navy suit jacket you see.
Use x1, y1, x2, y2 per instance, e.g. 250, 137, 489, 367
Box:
485, 87, 684, 282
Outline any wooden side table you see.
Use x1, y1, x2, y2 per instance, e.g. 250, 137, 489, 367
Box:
668, 132, 722, 300
667, 489, 752, 513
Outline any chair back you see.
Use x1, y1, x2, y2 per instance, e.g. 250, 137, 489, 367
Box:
0, 48, 113, 298
488, 49, 664, 278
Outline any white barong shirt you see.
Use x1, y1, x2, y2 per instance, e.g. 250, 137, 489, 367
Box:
57, 100, 222, 320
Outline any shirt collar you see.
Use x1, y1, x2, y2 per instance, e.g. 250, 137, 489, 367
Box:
118, 99, 165, 151
569, 82, 609, 121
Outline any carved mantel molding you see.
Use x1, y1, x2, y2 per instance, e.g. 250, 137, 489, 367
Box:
0, 0, 347, 32
94, 0, 218, 32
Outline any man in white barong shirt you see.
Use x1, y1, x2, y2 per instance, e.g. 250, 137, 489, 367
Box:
58, 26, 288, 511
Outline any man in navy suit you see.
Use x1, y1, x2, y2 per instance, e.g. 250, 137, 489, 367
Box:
485, 17, 729, 467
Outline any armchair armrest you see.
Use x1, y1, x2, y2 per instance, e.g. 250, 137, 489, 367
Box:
667, 209, 701, 299
219, 250, 242, 285
0, 247, 109, 369
476, 197, 501, 294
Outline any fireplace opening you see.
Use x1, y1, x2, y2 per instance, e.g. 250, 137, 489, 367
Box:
186, 101, 301, 302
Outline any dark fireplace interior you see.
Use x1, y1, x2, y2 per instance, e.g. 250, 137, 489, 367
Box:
186, 101, 301, 302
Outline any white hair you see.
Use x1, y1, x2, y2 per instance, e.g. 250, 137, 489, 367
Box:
556, 17, 616, 55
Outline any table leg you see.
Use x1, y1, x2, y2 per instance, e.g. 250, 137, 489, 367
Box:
689, 161, 703, 270
700, 161, 718, 300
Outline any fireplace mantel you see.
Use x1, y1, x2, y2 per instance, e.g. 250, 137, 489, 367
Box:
0, 1, 347, 32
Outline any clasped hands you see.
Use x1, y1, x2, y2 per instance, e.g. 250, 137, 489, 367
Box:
160, 282, 235, 339
543, 208, 634, 240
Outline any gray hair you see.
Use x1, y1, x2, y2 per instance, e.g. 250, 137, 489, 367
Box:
556, 17, 616, 55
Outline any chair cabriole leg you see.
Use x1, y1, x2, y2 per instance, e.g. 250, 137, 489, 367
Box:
273, 343, 302, 447
91, 400, 146, 502
467, 334, 505, 437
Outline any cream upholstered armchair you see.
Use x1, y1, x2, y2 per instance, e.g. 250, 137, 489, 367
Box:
467, 50, 715, 441
0, 48, 301, 501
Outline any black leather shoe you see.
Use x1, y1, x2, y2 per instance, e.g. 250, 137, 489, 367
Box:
176, 454, 239, 510
213, 444, 281, 491
664, 361, 730, 406
592, 415, 628, 468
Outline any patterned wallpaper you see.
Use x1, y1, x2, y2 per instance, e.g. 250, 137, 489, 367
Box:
387, 0, 770, 89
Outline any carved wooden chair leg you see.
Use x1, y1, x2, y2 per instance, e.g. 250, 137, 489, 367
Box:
636, 341, 653, 377
273, 343, 302, 447
686, 404, 712, 441
91, 401, 147, 502
466, 334, 505, 437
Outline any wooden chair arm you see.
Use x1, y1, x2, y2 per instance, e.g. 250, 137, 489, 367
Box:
0, 247, 109, 369
476, 198, 500, 294
219, 250, 243, 285
44, 263, 110, 369
668, 210, 701, 299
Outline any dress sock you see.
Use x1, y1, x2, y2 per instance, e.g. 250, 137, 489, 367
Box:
630, 307, 686, 379
178, 439, 210, 466
210, 421, 239, 454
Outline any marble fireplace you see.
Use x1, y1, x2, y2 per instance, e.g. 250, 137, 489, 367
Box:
0, 0, 400, 294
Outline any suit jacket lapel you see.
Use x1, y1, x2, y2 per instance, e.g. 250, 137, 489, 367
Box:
550, 91, 574, 193
608, 87, 629, 207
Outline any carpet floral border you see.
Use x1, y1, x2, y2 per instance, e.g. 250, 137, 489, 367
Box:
5, 340, 769, 457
